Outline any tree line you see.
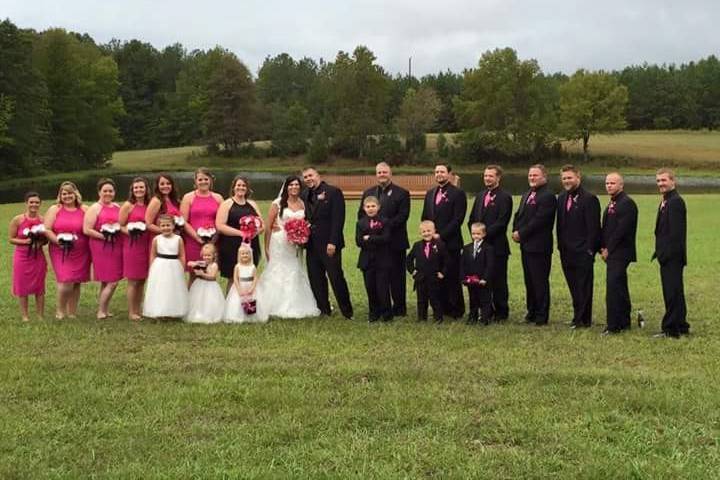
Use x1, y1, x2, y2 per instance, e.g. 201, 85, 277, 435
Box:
2, 18, 720, 177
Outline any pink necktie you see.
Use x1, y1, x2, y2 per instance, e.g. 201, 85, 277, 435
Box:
424, 242, 430, 258
660, 200, 667, 210
526, 191, 536, 204
483, 191, 492, 208
566, 195, 572, 212
435, 188, 444, 205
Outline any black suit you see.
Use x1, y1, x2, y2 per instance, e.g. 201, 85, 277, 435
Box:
600, 191, 638, 332
407, 239, 449, 321
356, 216, 392, 321
468, 187, 512, 319
512, 184, 557, 325
358, 182, 410, 315
653, 189, 689, 337
556, 186, 601, 327
302, 181, 353, 318
421, 182, 467, 318
460, 241, 495, 324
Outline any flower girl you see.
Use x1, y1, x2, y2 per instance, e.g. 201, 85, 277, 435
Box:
185, 243, 225, 323
224, 243, 267, 323
143, 214, 189, 318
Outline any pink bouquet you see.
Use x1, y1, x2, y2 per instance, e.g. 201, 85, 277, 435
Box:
284, 218, 310, 246
238, 215, 261, 242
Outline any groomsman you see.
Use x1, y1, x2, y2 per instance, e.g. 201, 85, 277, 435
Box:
302, 167, 354, 319
467, 164, 513, 321
600, 172, 638, 335
358, 162, 410, 316
652, 168, 689, 338
421, 163, 467, 318
556, 165, 601, 328
512, 164, 557, 325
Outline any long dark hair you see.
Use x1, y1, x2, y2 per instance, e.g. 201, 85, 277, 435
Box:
278, 175, 302, 218
153, 173, 179, 213
128, 176, 151, 205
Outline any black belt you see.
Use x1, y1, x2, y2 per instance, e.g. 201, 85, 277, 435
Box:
239, 276, 254, 281
157, 253, 178, 259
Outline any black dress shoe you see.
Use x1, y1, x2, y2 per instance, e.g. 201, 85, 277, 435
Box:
381, 316, 394, 323
368, 317, 378, 323
465, 316, 478, 325
434, 318, 444, 324
417, 317, 427, 322
393, 308, 407, 317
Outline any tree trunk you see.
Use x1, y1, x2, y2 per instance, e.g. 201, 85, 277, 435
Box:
582, 131, 590, 162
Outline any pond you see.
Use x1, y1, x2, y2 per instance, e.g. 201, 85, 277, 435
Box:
2, 170, 719, 204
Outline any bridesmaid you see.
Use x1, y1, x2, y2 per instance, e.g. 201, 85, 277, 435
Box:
119, 177, 151, 321
216, 175, 264, 292
180, 167, 223, 282
9, 191, 48, 321
145, 173, 183, 235
44, 181, 90, 319
84, 178, 123, 319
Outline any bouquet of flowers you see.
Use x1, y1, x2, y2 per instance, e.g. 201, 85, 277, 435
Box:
463, 275, 481, 286
191, 260, 208, 272
197, 226, 217, 243
238, 215, 261, 243
57, 233, 79, 262
127, 221, 147, 245
100, 222, 121, 248
284, 218, 310, 247
23, 224, 47, 257
241, 298, 257, 315
173, 215, 186, 234
369, 219, 383, 230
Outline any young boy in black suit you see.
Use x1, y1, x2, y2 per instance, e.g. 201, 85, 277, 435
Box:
406, 220, 449, 323
461, 222, 495, 325
356, 196, 392, 323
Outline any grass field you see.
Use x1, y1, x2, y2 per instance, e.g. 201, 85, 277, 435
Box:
2, 196, 720, 478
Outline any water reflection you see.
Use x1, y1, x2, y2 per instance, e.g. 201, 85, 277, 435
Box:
2, 170, 718, 203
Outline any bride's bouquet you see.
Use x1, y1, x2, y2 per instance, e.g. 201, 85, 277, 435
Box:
127, 221, 147, 245
173, 215, 185, 234
100, 222, 121, 249
57, 233, 79, 262
284, 218, 310, 247
238, 215, 261, 243
23, 224, 46, 257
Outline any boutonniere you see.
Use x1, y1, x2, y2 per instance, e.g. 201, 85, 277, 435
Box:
387, 189, 393, 197
608, 201, 616, 215
369, 219, 383, 230
432, 244, 439, 253
317, 191, 326, 201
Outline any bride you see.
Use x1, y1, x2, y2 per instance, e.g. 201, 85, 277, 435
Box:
256, 176, 320, 319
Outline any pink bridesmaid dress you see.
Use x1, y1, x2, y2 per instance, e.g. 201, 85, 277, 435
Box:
12, 216, 48, 296
185, 193, 220, 263
89, 203, 123, 282
49, 207, 91, 283
123, 203, 150, 280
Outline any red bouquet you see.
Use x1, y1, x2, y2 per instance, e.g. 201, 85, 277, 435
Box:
284, 218, 310, 246
238, 215, 261, 242
463, 275, 482, 285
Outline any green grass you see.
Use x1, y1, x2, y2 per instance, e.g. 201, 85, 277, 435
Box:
2, 197, 720, 478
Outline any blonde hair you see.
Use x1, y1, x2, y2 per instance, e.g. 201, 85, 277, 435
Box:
363, 195, 380, 206
419, 220, 436, 232
237, 244, 253, 265
200, 243, 217, 262
56, 181, 82, 207
470, 222, 486, 233
656, 167, 675, 181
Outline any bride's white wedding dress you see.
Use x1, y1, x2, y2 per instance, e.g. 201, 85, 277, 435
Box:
256, 204, 320, 319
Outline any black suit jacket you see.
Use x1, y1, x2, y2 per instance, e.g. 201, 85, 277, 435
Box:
512, 184, 557, 254
421, 183, 467, 251
302, 181, 346, 252
358, 182, 410, 251
460, 241, 495, 285
355, 216, 391, 270
653, 189, 687, 266
601, 191, 638, 263
556, 186, 601, 264
406, 239, 449, 284
467, 187, 512, 257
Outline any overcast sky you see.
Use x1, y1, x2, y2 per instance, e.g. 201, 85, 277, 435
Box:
5, 0, 720, 76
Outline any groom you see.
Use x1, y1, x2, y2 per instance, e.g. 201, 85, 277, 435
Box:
301, 167, 354, 319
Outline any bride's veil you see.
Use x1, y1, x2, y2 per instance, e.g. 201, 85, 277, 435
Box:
273, 180, 286, 206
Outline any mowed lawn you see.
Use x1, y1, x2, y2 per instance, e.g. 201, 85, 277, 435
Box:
1, 196, 719, 478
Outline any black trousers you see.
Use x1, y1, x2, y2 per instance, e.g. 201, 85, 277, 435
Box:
363, 266, 392, 320
660, 260, 689, 336
491, 255, 509, 319
561, 254, 594, 326
389, 249, 407, 315
606, 258, 631, 331
444, 250, 465, 318
467, 285, 493, 324
307, 248, 353, 318
521, 251, 552, 324
416, 278, 443, 321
